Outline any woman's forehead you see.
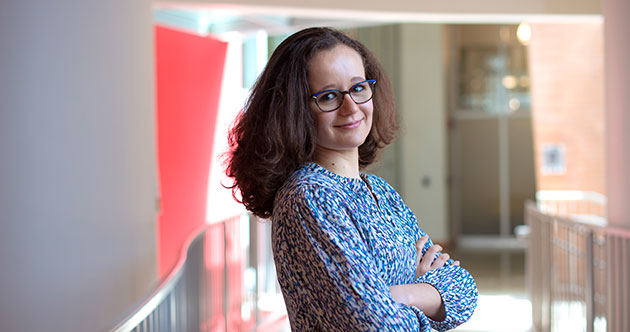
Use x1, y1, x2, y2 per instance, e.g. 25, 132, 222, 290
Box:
307, 45, 366, 89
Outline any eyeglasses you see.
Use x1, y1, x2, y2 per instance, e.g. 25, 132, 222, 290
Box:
311, 79, 376, 112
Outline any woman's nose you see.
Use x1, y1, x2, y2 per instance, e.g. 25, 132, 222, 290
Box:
337, 94, 359, 115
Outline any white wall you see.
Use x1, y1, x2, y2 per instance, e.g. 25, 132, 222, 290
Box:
603, 0, 630, 228
398, 24, 449, 242
0, 1, 158, 331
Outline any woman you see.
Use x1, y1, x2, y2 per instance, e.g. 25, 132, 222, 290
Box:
226, 27, 477, 331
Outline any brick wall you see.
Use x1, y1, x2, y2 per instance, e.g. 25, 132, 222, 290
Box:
528, 23, 605, 195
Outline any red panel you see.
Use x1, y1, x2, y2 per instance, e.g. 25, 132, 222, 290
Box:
155, 25, 228, 277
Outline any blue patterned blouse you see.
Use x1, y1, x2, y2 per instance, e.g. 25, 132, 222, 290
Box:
271, 163, 478, 331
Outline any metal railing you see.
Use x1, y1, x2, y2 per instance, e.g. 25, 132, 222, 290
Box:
108, 215, 287, 332
526, 201, 630, 332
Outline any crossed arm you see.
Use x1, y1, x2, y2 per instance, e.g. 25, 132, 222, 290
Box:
389, 235, 461, 321
273, 185, 477, 331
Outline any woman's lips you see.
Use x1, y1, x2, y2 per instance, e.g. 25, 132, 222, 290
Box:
335, 119, 362, 129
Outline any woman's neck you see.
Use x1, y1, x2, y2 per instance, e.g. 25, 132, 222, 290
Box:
312, 147, 360, 178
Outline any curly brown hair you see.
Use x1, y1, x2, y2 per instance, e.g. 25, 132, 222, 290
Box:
225, 27, 398, 218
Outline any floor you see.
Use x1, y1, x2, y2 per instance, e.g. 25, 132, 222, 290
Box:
453, 249, 532, 332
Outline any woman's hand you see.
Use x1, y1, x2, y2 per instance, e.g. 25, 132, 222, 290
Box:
389, 283, 447, 321
415, 235, 460, 279
388, 236, 466, 321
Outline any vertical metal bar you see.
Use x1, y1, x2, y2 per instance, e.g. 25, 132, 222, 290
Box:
613, 236, 627, 331
528, 206, 536, 332
175, 283, 180, 332
551, 220, 557, 332
623, 236, 629, 332
570, 225, 576, 327
498, 114, 510, 238
153, 309, 157, 332
537, 207, 544, 332
156, 302, 162, 331
161, 301, 167, 332
594, 231, 605, 332
606, 234, 615, 332
250, 215, 260, 331
545, 216, 552, 332
224, 221, 229, 332
187, 235, 202, 332
155, 303, 159, 331
562, 222, 568, 331
532, 207, 537, 330
552, 220, 558, 332
170, 292, 176, 332
586, 230, 594, 332
181, 272, 187, 332
526, 204, 538, 332
563, 223, 568, 327
201, 233, 208, 332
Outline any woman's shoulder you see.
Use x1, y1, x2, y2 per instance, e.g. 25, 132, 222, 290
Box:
275, 163, 344, 205
283, 163, 340, 190
272, 163, 354, 227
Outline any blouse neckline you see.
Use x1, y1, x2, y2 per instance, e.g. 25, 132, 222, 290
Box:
304, 162, 370, 190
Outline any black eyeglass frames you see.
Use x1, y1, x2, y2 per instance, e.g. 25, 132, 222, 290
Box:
311, 80, 376, 112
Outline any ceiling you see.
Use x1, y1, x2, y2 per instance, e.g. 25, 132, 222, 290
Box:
154, 7, 377, 37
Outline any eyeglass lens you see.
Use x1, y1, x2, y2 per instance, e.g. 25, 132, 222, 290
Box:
314, 80, 374, 112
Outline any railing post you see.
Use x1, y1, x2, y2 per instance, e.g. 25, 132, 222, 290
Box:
543, 214, 552, 332
586, 231, 594, 332
606, 234, 615, 332
625, 236, 630, 332
249, 214, 260, 331
223, 221, 229, 332
169, 293, 176, 332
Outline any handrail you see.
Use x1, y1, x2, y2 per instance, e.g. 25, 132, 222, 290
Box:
535, 190, 607, 220
526, 201, 630, 332
108, 223, 208, 332
536, 190, 607, 205
106, 215, 287, 332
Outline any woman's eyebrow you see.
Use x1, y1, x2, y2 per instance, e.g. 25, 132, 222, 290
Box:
317, 84, 337, 91
316, 77, 367, 92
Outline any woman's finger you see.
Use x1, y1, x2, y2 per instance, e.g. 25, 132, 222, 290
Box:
416, 236, 428, 262
431, 252, 450, 269
414, 236, 429, 278
416, 235, 429, 252
420, 244, 442, 270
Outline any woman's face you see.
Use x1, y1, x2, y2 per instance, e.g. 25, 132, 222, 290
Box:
307, 45, 373, 156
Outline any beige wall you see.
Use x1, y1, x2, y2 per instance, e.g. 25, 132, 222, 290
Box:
0, 1, 158, 331
398, 24, 449, 242
359, 24, 449, 242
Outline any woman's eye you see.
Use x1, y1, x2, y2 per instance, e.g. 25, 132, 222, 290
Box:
351, 84, 366, 93
320, 92, 338, 102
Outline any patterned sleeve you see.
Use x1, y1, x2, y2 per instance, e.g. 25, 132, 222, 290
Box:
412, 222, 478, 331
376, 176, 478, 331
273, 184, 431, 331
